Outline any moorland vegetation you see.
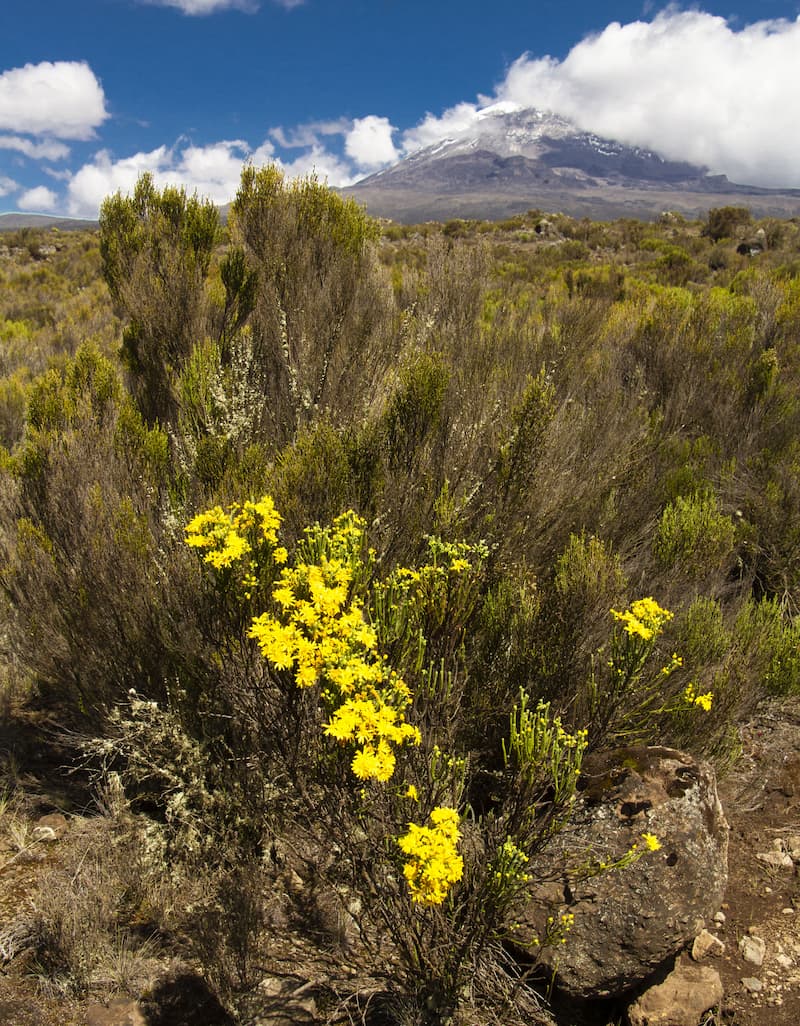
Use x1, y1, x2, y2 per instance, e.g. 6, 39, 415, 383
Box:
0, 173, 799, 1025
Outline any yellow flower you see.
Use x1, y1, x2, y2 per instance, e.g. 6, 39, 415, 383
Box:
683, 682, 714, 712
398, 806, 463, 905
405, 784, 418, 801
641, 832, 662, 851
611, 597, 673, 642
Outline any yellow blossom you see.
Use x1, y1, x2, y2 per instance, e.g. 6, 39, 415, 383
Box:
398, 806, 463, 905
641, 832, 662, 851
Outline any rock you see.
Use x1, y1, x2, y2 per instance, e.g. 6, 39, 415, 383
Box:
628, 956, 723, 1026
739, 935, 766, 966
741, 977, 763, 993
516, 746, 729, 998
713, 910, 726, 925
32, 813, 68, 843
784, 834, 800, 860
139, 968, 234, 1026
691, 929, 725, 960
756, 850, 793, 869
85, 1000, 146, 1026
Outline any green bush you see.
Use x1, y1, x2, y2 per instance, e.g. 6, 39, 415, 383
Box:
653, 489, 737, 579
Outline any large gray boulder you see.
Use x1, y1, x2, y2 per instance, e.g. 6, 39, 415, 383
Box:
517, 746, 729, 999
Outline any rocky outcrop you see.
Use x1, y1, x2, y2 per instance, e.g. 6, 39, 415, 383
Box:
517, 746, 729, 998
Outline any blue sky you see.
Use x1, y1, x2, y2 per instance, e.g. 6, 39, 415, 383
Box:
2, 0, 800, 216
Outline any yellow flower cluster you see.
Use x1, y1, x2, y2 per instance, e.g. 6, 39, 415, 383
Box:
641, 832, 662, 851
683, 682, 714, 712
611, 597, 673, 642
248, 511, 421, 782
398, 806, 464, 905
185, 496, 285, 571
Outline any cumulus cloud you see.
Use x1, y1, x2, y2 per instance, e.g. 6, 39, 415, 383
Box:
0, 135, 70, 161
270, 120, 350, 149
345, 116, 399, 171
397, 11, 800, 188
0, 61, 107, 140
401, 102, 489, 154
67, 140, 255, 217
0, 175, 18, 198
18, 185, 58, 211
64, 131, 365, 218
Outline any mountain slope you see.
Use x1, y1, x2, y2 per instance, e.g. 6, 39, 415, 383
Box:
341, 107, 800, 222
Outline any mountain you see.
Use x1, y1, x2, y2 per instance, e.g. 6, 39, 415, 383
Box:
0, 212, 98, 232
341, 106, 800, 223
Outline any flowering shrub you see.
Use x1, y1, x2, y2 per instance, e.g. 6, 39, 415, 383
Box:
183, 500, 667, 1016
186, 500, 461, 898
584, 597, 712, 746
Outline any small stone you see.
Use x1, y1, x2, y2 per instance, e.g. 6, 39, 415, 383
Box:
756, 851, 794, 869
781, 907, 795, 915
31, 826, 58, 843
85, 999, 145, 1026
741, 977, 763, 994
33, 812, 68, 841
692, 929, 725, 960
785, 835, 800, 859
776, 953, 793, 968
628, 958, 723, 1026
740, 935, 766, 966
713, 910, 726, 925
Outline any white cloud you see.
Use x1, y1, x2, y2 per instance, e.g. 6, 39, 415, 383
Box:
0, 134, 70, 161
18, 185, 58, 212
144, 0, 257, 13
65, 132, 364, 218
278, 146, 359, 187
345, 116, 399, 171
270, 119, 349, 149
0, 175, 18, 198
491, 11, 800, 188
142, 0, 303, 12
396, 12, 800, 189
67, 140, 254, 217
0, 61, 107, 140
401, 102, 486, 155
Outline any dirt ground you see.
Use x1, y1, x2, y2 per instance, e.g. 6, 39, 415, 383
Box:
0, 702, 798, 1026
708, 701, 800, 1026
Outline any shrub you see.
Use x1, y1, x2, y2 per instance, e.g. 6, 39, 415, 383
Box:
653, 489, 737, 580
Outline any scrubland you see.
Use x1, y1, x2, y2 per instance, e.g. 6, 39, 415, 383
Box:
0, 180, 798, 1024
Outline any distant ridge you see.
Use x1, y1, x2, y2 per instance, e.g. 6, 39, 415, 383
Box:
341, 106, 800, 223
0, 212, 98, 232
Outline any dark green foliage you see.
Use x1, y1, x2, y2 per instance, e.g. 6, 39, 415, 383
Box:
703, 205, 752, 242
100, 173, 220, 424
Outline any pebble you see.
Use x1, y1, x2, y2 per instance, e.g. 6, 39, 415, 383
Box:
740, 935, 766, 966
741, 977, 763, 994
756, 851, 794, 869
692, 929, 725, 960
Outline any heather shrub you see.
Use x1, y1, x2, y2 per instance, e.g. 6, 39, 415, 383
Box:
100, 174, 219, 425
653, 489, 737, 581
0, 346, 204, 719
